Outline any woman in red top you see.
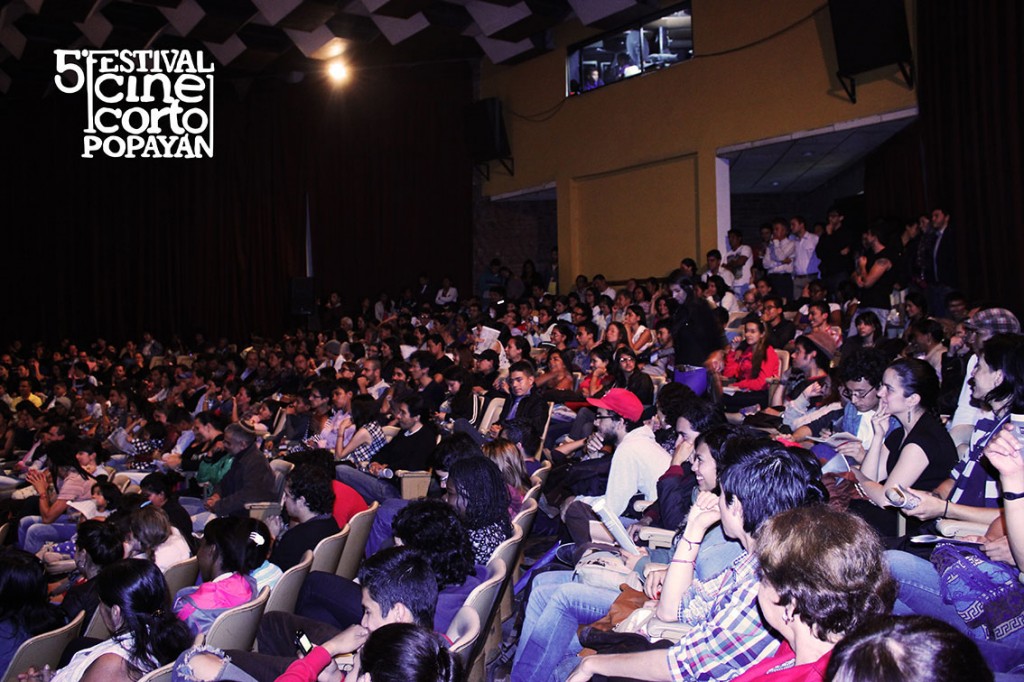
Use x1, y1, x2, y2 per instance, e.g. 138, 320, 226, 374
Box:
731, 505, 895, 682
719, 320, 780, 411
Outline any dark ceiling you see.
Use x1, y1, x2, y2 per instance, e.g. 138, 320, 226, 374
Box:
0, 0, 667, 98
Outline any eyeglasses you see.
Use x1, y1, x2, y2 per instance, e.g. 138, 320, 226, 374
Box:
619, 356, 636, 364
840, 387, 875, 400
593, 414, 617, 422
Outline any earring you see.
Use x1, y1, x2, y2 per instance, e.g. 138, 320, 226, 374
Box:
907, 410, 912, 423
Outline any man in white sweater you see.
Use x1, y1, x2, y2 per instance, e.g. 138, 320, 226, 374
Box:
573, 388, 670, 519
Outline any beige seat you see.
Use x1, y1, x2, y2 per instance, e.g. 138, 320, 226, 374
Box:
382, 425, 401, 441
486, 528, 524, 644
533, 402, 555, 460
336, 501, 379, 580
512, 498, 539, 540
83, 607, 112, 641
266, 550, 313, 614
397, 469, 432, 499
112, 472, 134, 493
164, 556, 200, 600
523, 481, 542, 505
199, 586, 270, 651
269, 459, 295, 478
477, 398, 505, 434
2, 610, 85, 682
311, 527, 350, 573
461, 559, 506, 680
530, 459, 552, 488
0, 522, 9, 546
775, 349, 790, 376
137, 662, 174, 682
445, 606, 481, 672
651, 375, 666, 401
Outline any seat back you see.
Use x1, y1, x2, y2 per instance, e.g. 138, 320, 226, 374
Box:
266, 550, 313, 614
202, 587, 270, 651
462, 560, 506, 672
477, 398, 505, 434
164, 557, 200, 600
530, 459, 552, 488
2, 610, 85, 682
112, 472, 133, 493
533, 402, 555, 459
775, 349, 790, 376
336, 501, 379, 580
311, 527, 350, 573
512, 498, 539, 539
382, 425, 401, 442
269, 459, 295, 478
0, 522, 9, 546
83, 607, 111, 641
487, 526, 523, 572
137, 662, 174, 682
397, 470, 432, 500
445, 606, 481, 671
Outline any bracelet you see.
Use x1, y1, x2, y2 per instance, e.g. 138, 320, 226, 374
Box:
671, 558, 696, 566
679, 536, 700, 552
1003, 490, 1024, 501
944, 499, 950, 518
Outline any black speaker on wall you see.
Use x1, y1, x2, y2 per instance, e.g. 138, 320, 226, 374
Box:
290, 277, 315, 316
465, 98, 511, 166
828, 0, 913, 102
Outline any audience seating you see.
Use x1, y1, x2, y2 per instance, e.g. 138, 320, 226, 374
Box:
397, 469, 432, 499
199, 586, 270, 651
382, 425, 401, 441
461, 559, 507, 681
336, 501, 378, 580
445, 606, 482, 673
245, 466, 288, 521
137, 663, 174, 682
477, 398, 505, 435
83, 606, 111, 641
266, 550, 313, 615
164, 556, 200, 600
1, 610, 85, 682
486, 527, 524, 654
523, 482, 542, 505
530, 459, 552, 488
310, 527, 349, 573
534, 402, 555, 460
0, 522, 9, 546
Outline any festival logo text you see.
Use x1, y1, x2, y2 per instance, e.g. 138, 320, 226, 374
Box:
54, 49, 214, 159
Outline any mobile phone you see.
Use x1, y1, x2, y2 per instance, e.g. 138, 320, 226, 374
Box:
294, 629, 314, 657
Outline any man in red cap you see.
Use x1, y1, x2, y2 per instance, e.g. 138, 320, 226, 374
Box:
569, 387, 671, 529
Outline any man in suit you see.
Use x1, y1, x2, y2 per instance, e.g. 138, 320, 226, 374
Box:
925, 206, 959, 317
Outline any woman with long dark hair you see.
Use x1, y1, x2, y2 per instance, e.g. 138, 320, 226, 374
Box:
51, 559, 192, 681
0, 549, 66, 674
716, 319, 780, 411
359, 623, 462, 682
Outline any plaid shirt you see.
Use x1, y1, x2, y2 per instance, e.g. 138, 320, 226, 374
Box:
667, 552, 780, 682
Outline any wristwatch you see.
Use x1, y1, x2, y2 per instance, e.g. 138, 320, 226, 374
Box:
1002, 490, 1024, 501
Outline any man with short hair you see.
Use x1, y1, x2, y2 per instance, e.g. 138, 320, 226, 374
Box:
572, 321, 599, 373
761, 295, 796, 350
816, 206, 854, 294
227, 546, 440, 682
335, 394, 438, 504
205, 423, 276, 516
852, 223, 896, 335
702, 249, 735, 288
360, 358, 390, 400
648, 321, 675, 376
924, 206, 959, 317
725, 230, 753, 295
789, 215, 820, 301
761, 218, 796, 303
593, 274, 616, 301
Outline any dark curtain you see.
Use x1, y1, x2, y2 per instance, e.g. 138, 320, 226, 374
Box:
0, 60, 473, 345
865, 2, 1024, 314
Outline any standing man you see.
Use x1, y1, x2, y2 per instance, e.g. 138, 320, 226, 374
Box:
789, 215, 820, 302
761, 218, 795, 304
725, 230, 753, 296
925, 206, 959, 317
851, 223, 896, 335
816, 207, 854, 295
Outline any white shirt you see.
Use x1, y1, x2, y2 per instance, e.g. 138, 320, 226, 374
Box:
763, 238, 796, 274
726, 245, 753, 287
701, 267, 735, 287
575, 425, 670, 517
792, 232, 821, 276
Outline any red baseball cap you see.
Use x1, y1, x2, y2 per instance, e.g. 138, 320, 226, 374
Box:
587, 388, 643, 422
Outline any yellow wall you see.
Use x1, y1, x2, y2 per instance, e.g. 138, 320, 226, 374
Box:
479, 0, 918, 288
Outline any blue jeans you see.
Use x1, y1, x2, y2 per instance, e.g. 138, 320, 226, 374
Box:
19, 514, 76, 553
511, 571, 619, 682
886, 550, 1024, 673
335, 465, 401, 505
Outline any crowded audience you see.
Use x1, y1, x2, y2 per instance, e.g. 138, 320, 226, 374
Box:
0, 208, 1019, 682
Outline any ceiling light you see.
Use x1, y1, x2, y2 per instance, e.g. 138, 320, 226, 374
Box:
327, 59, 349, 83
